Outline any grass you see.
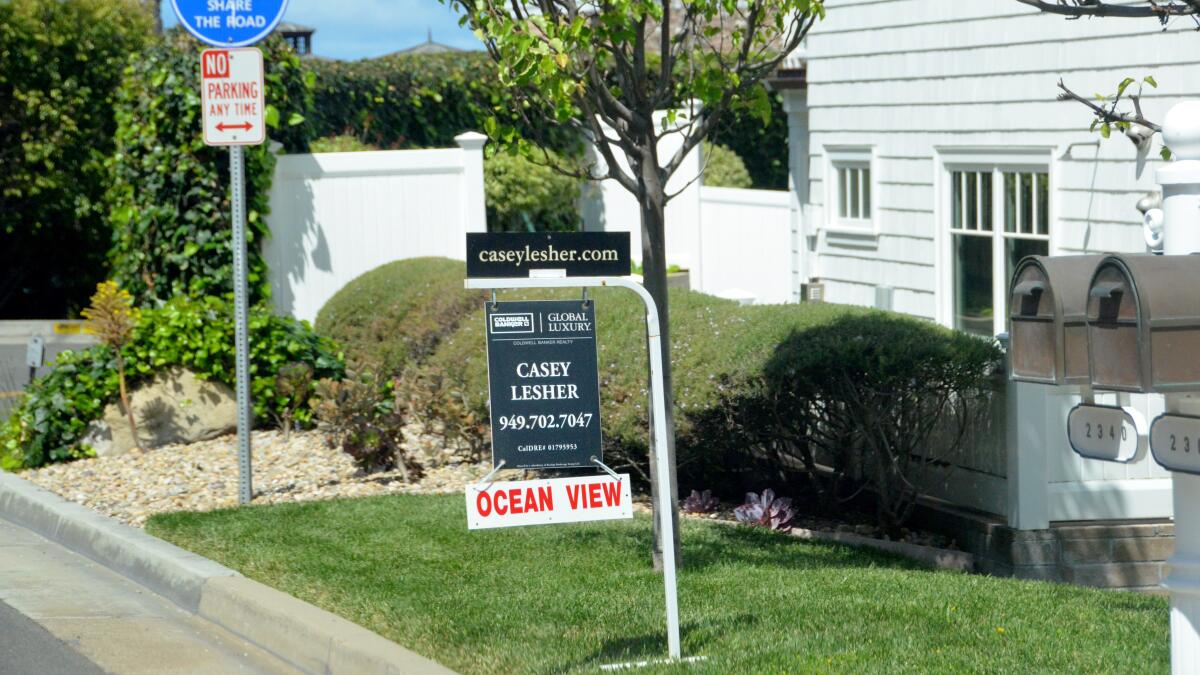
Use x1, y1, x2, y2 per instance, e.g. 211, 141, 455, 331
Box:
147, 494, 1169, 674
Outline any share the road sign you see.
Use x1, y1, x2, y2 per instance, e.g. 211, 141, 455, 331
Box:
200, 48, 265, 146
170, 0, 290, 48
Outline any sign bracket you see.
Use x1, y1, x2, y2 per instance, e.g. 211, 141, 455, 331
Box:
466, 274, 683, 661
591, 456, 622, 481
473, 459, 508, 491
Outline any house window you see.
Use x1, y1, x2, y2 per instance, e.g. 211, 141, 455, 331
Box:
949, 168, 1049, 337
837, 165, 871, 221
826, 147, 874, 231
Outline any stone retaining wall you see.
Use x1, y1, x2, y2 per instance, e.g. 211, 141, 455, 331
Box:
913, 502, 1174, 592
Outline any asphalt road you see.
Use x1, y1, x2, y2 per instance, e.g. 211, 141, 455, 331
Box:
0, 599, 104, 675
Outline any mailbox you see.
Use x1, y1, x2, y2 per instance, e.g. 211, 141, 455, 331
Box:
1008, 255, 1103, 385
1086, 253, 1200, 393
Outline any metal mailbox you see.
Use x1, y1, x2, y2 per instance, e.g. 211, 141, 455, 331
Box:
1086, 253, 1200, 393
1008, 255, 1103, 385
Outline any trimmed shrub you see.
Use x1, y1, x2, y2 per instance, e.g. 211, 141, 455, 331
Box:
0, 0, 154, 317
702, 143, 753, 189
316, 258, 1002, 530
315, 258, 484, 374
106, 30, 314, 306
485, 151, 582, 232
1, 296, 343, 470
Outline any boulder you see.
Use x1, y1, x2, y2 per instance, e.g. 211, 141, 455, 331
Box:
85, 368, 238, 457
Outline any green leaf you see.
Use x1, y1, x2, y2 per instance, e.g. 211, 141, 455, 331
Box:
265, 105, 280, 129
1100, 123, 1111, 139
1145, 75, 1158, 88
1162, 146, 1173, 161
287, 112, 306, 126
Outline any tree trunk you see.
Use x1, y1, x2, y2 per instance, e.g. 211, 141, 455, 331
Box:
636, 157, 682, 571
116, 354, 142, 452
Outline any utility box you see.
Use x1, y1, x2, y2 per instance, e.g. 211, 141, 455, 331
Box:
1086, 253, 1200, 393
1008, 255, 1103, 385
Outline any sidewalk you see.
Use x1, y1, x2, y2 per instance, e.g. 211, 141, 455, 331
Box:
0, 517, 298, 674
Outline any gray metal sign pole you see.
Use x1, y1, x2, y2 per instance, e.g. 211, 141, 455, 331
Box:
230, 146, 253, 505
465, 275, 682, 660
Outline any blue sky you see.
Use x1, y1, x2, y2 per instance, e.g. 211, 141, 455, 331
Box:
162, 0, 482, 61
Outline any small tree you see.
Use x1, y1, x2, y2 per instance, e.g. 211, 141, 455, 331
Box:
449, 0, 825, 569
82, 282, 142, 451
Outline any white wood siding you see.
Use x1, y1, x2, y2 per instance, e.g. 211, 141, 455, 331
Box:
803, 0, 1194, 521
805, 0, 1200, 320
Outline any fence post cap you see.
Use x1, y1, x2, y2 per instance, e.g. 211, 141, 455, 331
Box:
1163, 102, 1200, 161
455, 131, 488, 150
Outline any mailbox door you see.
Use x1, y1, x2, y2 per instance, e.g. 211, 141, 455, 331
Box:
1009, 261, 1057, 382
1087, 262, 1143, 391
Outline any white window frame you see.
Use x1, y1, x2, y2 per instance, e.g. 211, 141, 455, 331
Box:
934, 146, 1057, 336
823, 146, 877, 235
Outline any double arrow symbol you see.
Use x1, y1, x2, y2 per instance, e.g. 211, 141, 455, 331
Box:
216, 122, 253, 132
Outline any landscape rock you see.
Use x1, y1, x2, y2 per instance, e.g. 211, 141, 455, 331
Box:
93, 368, 237, 456
20, 426, 510, 527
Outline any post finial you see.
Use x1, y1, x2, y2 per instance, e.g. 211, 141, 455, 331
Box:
1163, 101, 1200, 161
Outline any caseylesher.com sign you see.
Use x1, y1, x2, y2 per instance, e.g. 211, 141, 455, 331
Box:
467, 232, 631, 278
484, 300, 603, 469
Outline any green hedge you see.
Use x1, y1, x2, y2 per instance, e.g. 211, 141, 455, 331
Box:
105, 30, 314, 306
307, 52, 787, 191
316, 259, 1002, 528
309, 52, 576, 153
1, 296, 344, 470
0, 0, 154, 317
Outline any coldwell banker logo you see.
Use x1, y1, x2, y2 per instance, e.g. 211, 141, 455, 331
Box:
490, 313, 534, 334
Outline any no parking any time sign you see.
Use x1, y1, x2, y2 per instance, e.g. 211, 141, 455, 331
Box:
200, 48, 265, 147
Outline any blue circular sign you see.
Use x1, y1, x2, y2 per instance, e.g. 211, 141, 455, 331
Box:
169, 0, 291, 48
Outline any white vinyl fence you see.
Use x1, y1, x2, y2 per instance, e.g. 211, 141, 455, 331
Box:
696, 187, 793, 304
264, 132, 487, 323
582, 126, 797, 305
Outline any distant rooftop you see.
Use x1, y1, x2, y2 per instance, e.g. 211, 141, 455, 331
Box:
276, 22, 315, 55
391, 29, 464, 56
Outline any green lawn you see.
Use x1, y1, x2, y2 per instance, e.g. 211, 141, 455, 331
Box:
147, 495, 1169, 674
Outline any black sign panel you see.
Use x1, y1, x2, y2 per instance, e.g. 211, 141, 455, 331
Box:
467, 232, 631, 278
485, 300, 603, 469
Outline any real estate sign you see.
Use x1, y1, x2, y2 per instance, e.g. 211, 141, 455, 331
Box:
485, 300, 603, 469
467, 232, 631, 278
466, 474, 632, 530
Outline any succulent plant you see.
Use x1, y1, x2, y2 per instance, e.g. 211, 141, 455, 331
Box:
681, 489, 720, 514
734, 489, 794, 532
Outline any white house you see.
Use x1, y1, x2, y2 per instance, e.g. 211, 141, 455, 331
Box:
778, 0, 1198, 333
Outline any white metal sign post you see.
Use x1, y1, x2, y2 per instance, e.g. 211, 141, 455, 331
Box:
465, 274, 686, 664
199, 47, 266, 505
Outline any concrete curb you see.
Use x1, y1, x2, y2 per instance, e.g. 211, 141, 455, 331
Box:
0, 471, 453, 674
788, 527, 975, 572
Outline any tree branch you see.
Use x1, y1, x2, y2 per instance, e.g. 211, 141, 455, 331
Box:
1016, 0, 1199, 18
1057, 79, 1162, 132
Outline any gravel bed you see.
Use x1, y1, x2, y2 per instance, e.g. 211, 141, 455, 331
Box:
18, 428, 519, 527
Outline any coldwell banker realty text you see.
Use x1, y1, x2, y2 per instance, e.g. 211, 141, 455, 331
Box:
485, 300, 603, 469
